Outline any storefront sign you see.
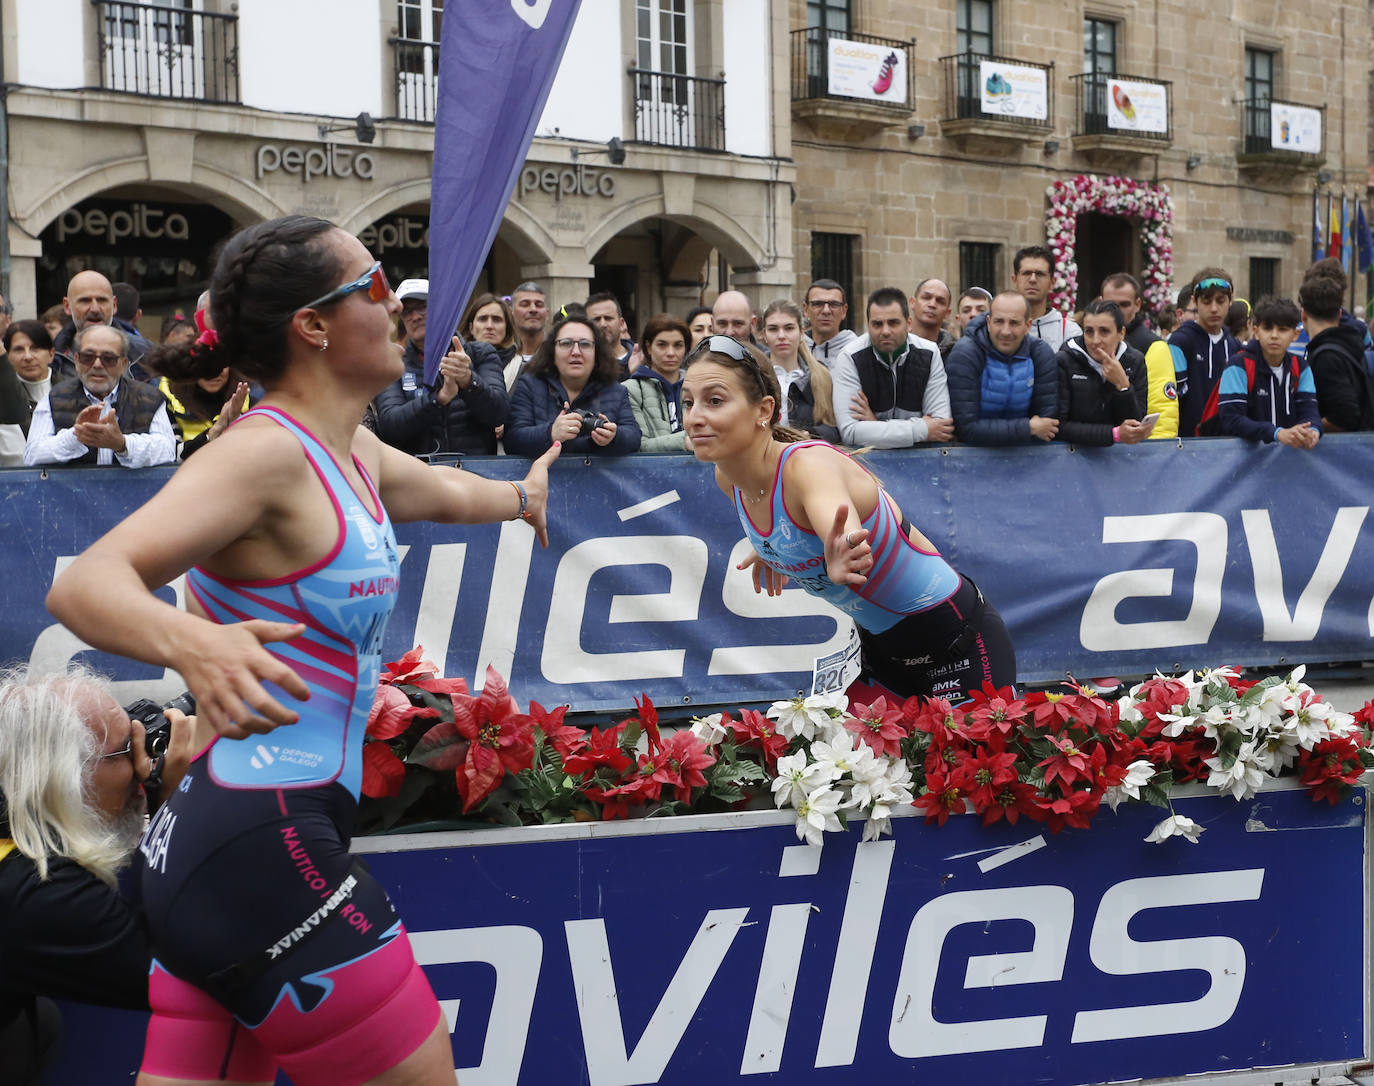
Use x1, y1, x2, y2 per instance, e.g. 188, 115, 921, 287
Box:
255, 143, 376, 183
1270, 103, 1322, 153
1105, 77, 1168, 134
825, 37, 907, 106
359, 216, 431, 253
54, 202, 190, 246
517, 163, 616, 200
1226, 227, 1296, 244
979, 60, 1048, 121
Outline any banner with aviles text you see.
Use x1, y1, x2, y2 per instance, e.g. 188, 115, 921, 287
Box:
3, 436, 1373, 711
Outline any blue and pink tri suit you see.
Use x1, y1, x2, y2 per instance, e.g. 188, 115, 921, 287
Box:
137, 407, 441, 1085
735, 440, 1016, 702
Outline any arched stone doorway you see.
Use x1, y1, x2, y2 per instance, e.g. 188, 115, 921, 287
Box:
31, 181, 255, 335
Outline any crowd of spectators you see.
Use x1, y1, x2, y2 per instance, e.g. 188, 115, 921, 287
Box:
2, 245, 1370, 471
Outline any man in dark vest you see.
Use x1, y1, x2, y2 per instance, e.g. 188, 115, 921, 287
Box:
829, 286, 955, 447
23, 324, 174, 467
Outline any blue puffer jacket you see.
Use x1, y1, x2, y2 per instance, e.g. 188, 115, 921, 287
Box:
944, 313, 1059, 444
505, 373, 642, 457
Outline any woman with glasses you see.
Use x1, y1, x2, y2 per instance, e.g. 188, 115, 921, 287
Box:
505, 312, 641, 457
47, 215, 560, 1086
682, 335, 1016, 705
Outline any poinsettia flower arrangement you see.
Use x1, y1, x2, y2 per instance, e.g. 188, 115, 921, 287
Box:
358, 648, 1373, 845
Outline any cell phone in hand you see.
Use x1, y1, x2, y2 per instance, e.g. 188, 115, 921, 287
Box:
1142, 412, 1161, 426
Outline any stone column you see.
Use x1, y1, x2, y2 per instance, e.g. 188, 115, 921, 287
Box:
519, 257, 594, 315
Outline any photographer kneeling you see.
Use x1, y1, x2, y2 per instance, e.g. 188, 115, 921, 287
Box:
0, 666, 203, 1084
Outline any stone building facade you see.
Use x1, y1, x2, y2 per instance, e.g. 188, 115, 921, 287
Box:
2, 0, 795, 333
788, 0, 1367, 316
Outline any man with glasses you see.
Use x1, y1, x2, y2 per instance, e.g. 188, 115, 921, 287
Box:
1013, 245, 1081, 352
52, 270, 154, 384
0, 666, 199, 1083
802, 279, 856, 362
23, 323, 175, 467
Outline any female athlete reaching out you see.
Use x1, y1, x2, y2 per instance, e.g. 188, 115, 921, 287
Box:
47, 216, 559, 1086
681, 334, 1016, 703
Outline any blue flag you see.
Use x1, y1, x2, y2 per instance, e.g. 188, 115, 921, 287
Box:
1312, 188, 1324, 264
1358, 200, 1374, 274
1341, 194, 1352, 274
424, 0, 584, 385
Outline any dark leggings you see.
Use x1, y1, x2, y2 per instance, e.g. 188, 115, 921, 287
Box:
857, 575, 1017, 703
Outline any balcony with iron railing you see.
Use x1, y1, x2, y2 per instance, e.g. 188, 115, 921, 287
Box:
1238, 97, 1326, 168
789, 27, 914, 132
939, 52, 1054, 142
92, 0, 239, 103
391, 38, 439, 123
1070, 72, 1172, 154
629, 68, 725, 152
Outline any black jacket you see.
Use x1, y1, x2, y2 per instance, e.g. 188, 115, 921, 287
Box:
1054, 338, 1148, 447
0, 843, 151, 1035
375, 339, 509, 456
1124, 313, 1160, 354
1305, 315, 1374, 432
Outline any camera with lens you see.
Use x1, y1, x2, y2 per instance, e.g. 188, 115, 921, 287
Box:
123, 692, 197, 759
575, 410, 603, 437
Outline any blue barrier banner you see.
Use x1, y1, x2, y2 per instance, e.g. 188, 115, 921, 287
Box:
3, 437, 1373, 711
42, 785, 1372, 1084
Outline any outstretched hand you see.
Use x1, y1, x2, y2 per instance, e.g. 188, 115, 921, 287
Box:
737, 549, 788, 595
176, 618, 311, 739
521, 441, 562, 547
823, 504, 872, 587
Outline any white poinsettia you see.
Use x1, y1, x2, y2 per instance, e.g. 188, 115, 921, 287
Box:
689, 713, 728, 746
767, 694, 842, 742
809, 730, 876, 785
1204, 742, 1267, 801
771, 750, 836, 810
794, 787, 844, 847
1145, 813, 1204, 844
1104, 759, 1156, 812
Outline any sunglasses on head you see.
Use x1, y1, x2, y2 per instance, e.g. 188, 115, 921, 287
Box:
301, 261, 391, 311
1194, 277, 1232, 293
688, 334, 753, 365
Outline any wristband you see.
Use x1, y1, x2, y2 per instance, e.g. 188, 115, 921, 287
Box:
1112, 426, 1121, 443
508, 480, 531, 521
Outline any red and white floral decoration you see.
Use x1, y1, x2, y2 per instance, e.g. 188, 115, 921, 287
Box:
1045, 174, 1174, 317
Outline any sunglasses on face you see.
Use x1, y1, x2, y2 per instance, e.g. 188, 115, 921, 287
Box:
77, 351, 124, 367
302, 261, 391, 311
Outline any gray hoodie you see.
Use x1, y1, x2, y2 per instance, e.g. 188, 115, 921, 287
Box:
1029, 310, 1082, 353
806, 326, 858, 363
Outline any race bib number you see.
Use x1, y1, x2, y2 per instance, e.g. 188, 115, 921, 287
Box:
812, 623, 862, 695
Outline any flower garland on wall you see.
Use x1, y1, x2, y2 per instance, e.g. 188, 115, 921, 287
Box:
358, 649, 1373, 847
1045, 174, 1174, 317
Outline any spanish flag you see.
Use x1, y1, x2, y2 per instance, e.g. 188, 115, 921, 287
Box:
1328, 194, 1341, 259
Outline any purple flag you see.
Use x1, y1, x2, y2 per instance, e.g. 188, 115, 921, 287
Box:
424, 0, 584, 385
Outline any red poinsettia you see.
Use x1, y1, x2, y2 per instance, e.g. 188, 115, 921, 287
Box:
963, 684, 1028, 738
562, 723, 633, 778
634, 694, 663, 753
727, 708, 790, 770
964, 746, 1019, 812
528, 700, 584, 759
450, 667, 536, 812
381, 646, 440, 685
844, 696, 907, 759
360, 684, 440, 798
981, 779, 1043, 826
1035, 787, 1100, 832
1299, 735, 1366, 805
1038, 734, 1095, 790
646, 730, 717, 803
915, 769, 968, 826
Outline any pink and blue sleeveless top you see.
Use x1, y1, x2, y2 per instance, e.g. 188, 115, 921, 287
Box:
734, 441, 960, 634
185, 407, 399, 799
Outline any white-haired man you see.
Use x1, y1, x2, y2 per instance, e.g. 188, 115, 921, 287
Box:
0, 667, 198, 1082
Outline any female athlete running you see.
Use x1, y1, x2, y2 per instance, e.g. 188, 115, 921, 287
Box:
48, 215, 559, 1086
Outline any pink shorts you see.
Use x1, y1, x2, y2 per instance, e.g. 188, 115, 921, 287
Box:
140, 926, 442, 1085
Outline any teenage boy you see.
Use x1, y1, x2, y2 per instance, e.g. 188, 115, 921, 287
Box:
1217, 296, 1321, 449
1169, 267, 1241, 436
